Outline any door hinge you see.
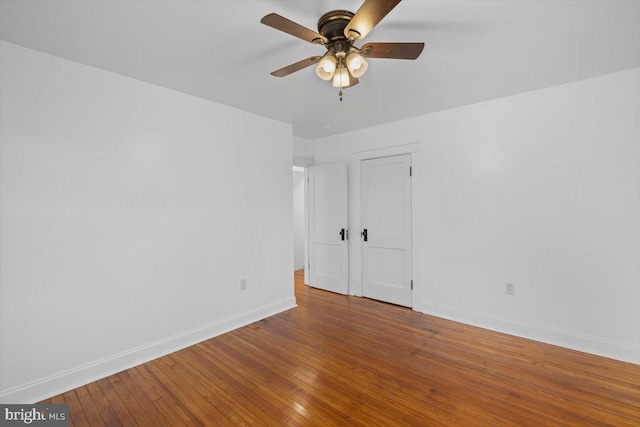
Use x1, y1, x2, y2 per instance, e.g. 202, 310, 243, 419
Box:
411, 280, 414, 290
409, 166, 412, 177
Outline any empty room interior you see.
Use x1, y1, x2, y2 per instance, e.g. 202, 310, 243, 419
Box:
1, 0, 639, 425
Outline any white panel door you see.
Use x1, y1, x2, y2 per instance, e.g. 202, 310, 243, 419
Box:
308, 163, 349, 294
361, 154, 412, 307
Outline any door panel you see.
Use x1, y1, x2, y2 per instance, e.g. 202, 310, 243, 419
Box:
314, 243, 342, 278
361, 154, 412, 307
308, 163, 348, 294
369, 248, 405, 288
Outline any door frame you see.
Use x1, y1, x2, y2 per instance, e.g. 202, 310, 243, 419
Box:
352, 142, 422, 310
293, 156, 312, 285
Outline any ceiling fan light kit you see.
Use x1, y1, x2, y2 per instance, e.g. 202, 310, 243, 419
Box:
261, 0, 424, 101
333, 67, 350, 88
346, 52, 368, 78
316, 53, 337, 80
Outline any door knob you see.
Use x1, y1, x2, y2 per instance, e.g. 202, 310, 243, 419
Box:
362, 229, 368, 242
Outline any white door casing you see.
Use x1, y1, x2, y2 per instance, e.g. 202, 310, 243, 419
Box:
361, 154, 412, 307
308, 163, 349, 294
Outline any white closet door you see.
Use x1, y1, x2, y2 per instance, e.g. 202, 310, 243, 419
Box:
361, 154, 412, 307
308, 163, 349, 294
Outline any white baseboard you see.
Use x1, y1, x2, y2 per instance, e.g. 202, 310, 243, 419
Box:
0, 297, 297, 404
421, 301, 640, 365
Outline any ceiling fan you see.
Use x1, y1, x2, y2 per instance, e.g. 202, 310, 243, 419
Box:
261, 0, 424, 100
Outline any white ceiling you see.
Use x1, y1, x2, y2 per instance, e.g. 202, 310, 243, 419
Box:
1, 0, 638, 140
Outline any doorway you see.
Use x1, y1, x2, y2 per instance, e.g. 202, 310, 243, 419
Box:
292, 166, 306, 271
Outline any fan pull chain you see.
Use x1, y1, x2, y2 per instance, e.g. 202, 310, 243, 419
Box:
339, 88, 343, 101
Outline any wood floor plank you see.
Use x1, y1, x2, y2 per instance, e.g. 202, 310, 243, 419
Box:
39, 269, 639, 426
194, 340, 313, 426
178, 346, 281, 426
125, 367, 189, 427
266, 302, 520, 421
210, 334, 382, 426
164, 352, 270, 427
148, 356, 236, 426
62, 389, 90, 427
230, 319, 463, 426
227, 328, 386, 425
95, 377, 137, 426
264, 308, 522, 425
55, 395, 75, 427
74, 386, 105, 427
234, 318, 494, 426
186, 345, 294, 426
85, 381, 121, 427
107, 373, 155, 427
134, 364, 203, 426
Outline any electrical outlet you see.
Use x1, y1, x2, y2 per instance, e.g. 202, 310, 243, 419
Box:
506, 282, 515, 295
240, 278, 247, 291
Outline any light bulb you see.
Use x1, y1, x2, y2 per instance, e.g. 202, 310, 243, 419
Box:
315, 54, 336, 81
346, 52, 368, 78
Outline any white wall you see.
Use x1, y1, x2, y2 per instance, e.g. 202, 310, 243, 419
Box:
312, 68, 640, 364
0, 41, 296, 403
293, 136, 313, 166
292, 169, 306, 270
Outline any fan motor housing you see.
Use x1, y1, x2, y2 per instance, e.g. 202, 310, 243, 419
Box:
317, 10, 354, 42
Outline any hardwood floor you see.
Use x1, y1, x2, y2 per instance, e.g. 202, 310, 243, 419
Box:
41, 269, 640, 426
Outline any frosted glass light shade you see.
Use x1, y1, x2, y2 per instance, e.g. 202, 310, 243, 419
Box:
316, 54, 336, 80
332, 67, 351, 87
346, 52, 368, 78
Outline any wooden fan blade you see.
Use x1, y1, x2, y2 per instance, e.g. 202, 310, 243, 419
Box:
261, 13, 328, 45
343, 0, 401, 40
271, 56, 322, 77
361, 42, 425, 59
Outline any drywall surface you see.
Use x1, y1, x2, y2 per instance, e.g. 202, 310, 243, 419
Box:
312, 68, 640, 364
293, 136, 313, 166
0, 41, 295, 402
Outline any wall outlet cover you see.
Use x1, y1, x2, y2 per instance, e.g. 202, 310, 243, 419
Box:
506, 282, 515, 295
